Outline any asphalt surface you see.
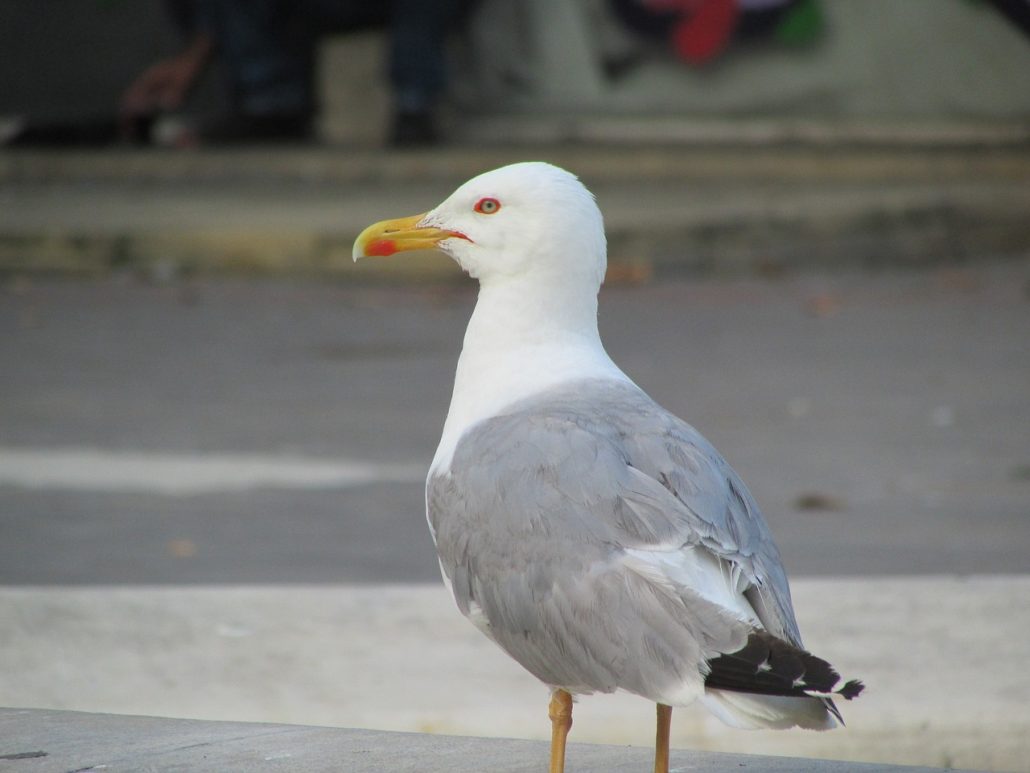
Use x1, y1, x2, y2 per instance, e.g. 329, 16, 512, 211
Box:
2, 261, 1028, 584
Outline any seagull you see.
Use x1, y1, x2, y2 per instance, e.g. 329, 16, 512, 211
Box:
353, 161, 863, 773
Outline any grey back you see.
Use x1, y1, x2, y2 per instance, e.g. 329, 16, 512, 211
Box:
428, 378, 802, 698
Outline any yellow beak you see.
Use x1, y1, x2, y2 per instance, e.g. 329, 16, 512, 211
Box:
352, 212, 468, 261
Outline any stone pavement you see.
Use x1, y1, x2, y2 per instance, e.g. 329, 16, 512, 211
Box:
0, 708, 978, 773
2, 578, 1028, 771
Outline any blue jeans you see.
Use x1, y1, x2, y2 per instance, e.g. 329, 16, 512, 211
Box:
192, 0, 471, 116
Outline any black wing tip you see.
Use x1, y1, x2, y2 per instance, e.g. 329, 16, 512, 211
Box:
704, 631, 866, 703
837, 679, 864, 700
825, 679, 864, 726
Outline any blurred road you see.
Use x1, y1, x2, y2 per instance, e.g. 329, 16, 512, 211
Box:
2, 261, 1028, 584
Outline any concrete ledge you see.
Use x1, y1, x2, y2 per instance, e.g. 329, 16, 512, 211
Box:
2, 145, 1029, 280
0, 708, 977, 772
4, 579, 1028, 770
4, 144, 1030, 186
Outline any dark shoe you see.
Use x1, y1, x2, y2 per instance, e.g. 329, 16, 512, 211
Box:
197, 112, 313, 144
4, 117, 125, 147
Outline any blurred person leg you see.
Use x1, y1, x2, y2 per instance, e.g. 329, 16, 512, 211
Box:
195, 0, 476, 145
984, 0, 1030, 38
308, 0, 478, 146
387, 0, 473, 146
190, 0, 377, 142
118, 28, 214, 142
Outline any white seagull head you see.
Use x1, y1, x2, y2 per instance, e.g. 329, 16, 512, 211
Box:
353, 161, 607, 289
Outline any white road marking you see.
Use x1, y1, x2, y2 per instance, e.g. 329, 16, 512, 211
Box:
0, 447, 424, 495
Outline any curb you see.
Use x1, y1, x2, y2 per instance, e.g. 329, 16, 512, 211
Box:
3, 144, 1030, 186
2, 146, 1029, 280
0, 708, 981, 773
2, 186, 1027, 282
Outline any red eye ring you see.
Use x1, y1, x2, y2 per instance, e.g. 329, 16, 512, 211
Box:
474, 197, 501, 215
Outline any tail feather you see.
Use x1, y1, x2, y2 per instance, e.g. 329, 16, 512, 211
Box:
704, 630, 864, 701
702, 689, 839, 730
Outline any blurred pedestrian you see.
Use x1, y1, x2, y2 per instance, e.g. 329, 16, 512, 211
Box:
120, 0, 478, 147
984, 0, 1030, 38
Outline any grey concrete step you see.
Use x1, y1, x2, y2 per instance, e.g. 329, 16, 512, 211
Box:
4, 144, 1030, 186
0, 708, 979, 772
4, 579, 1028, 770
2, 146, 1029, 280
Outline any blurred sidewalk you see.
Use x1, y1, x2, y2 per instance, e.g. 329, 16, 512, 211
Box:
1, 138, 1029, 281
2, 578, 1026, 772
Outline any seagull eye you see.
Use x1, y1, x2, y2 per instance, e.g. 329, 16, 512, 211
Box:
474, 197, 501, 215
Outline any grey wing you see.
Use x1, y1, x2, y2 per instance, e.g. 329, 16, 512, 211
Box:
609, 387, 804, 645
427, 379, 801, 700
504, 378, 802, 642
428, 406, 753, 701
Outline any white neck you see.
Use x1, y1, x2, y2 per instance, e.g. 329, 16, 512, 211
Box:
430, 273, 629, 474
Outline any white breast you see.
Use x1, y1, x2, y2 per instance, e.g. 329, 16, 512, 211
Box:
429, 337, 630, 476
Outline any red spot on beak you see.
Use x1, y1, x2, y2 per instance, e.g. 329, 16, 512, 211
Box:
366, 239, 397, 257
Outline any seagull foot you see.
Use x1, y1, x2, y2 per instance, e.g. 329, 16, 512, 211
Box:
548, 689, 573, 773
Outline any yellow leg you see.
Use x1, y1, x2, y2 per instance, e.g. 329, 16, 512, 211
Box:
655, 703, 672, 773
548, 689, 574, 773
